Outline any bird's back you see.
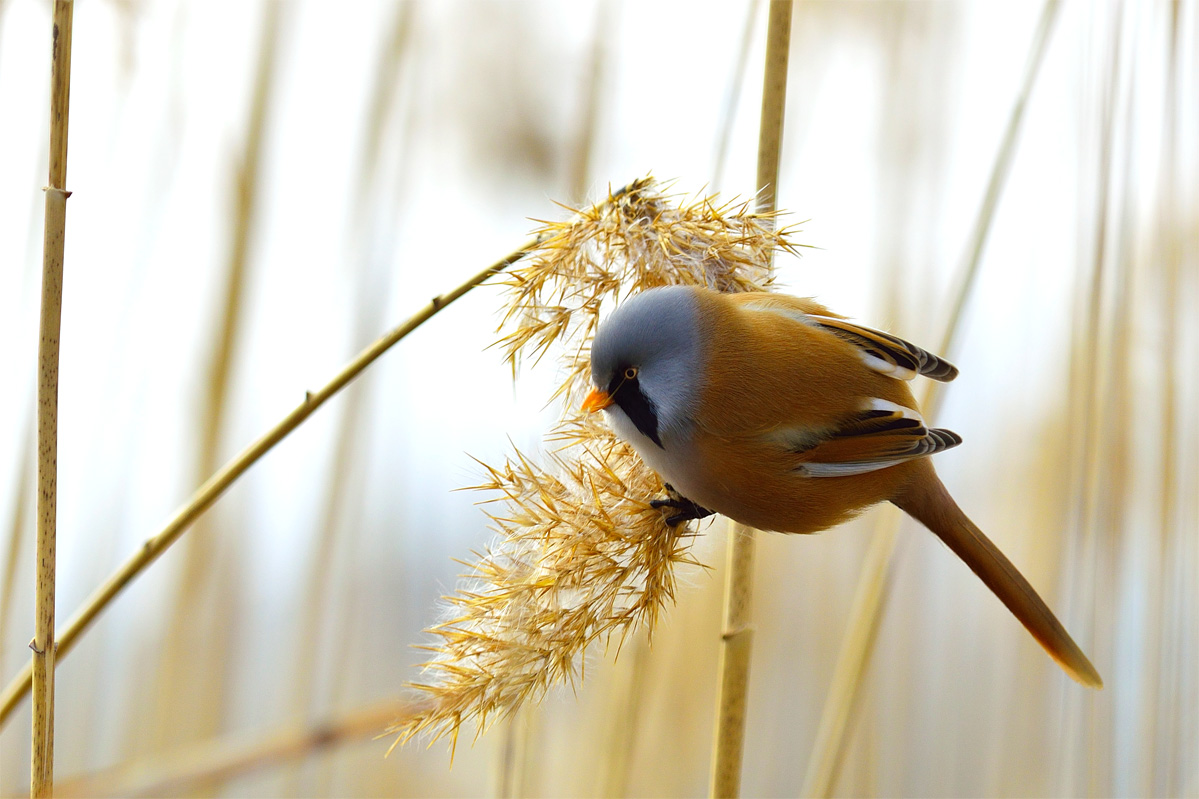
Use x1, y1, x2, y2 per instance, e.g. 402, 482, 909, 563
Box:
673, 289, 926, 533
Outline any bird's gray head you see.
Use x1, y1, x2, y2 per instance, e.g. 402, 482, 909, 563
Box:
586, 286, 705, 447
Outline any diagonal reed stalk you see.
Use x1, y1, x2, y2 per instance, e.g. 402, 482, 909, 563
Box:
31, 1, 75, 795
799, 1, 1063, 795
0, 181, 662, 728
0, 234, 548, 728
53, 699, 424, 798
710, 3, 792, 797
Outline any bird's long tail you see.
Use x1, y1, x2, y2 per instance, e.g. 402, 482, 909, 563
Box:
893, 461, 1103, 688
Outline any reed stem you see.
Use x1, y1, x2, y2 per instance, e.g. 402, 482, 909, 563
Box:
31, 1, 75, 795
710, 3, 792, 796
55, 699, 422, 798
710, 521, 759, 798
752, 0, 792, 215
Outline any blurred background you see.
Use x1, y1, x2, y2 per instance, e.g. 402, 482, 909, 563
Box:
0, 0, 1196, 796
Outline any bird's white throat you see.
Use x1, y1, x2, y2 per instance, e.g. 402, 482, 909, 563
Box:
606, 406, 702, 498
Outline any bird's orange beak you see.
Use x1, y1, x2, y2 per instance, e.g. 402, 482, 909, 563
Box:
582, 388, 614, 413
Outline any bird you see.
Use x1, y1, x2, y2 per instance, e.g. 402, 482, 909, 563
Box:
581, 284, 1103, 688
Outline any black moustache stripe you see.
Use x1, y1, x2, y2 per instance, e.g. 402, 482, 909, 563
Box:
608, 375, 663, 448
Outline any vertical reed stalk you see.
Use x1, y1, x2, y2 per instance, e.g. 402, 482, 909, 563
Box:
31, 1, 74, 795
710, 521, 759, 799
800, 2, 1062, 795
710, 3, 792, 797
752, 0, 792, 215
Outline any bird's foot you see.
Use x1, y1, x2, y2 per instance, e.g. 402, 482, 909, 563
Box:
650, 484, 715, 527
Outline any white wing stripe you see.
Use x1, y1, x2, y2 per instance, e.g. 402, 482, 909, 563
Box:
858, 350, 918, 380
798, 458, 918, 477
860, 397, 925, 423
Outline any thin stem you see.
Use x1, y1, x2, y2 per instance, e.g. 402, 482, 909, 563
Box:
710, 520, 759, 798
32, 1, 74, 795
54, 699, 423, 798
799, 2, 1063, 795
0, 239, 540, 728
710, 3, 792, 797
753, 0, 792, 217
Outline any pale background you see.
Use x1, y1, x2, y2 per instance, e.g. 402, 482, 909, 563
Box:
0, 1, 1196, 796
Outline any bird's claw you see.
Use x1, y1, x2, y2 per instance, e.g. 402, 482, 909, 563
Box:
651, 484, 715, 527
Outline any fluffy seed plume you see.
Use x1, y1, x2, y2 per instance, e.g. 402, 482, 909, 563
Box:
498, 177, 797, 404
388, 177, 800, 752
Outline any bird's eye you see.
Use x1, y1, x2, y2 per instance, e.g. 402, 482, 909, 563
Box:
624, 366, 639, 381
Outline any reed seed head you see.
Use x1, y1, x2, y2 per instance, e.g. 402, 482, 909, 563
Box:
388, 177, 801, 753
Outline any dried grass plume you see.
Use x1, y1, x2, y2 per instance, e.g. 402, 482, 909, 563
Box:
388, 177, 801, 752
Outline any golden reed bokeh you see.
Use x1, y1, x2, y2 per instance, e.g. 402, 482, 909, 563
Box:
0, 1, 1194, 796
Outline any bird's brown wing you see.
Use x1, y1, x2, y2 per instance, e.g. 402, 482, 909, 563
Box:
730, 293, 959, 382
774, 400, 962, 477
807, 316, 960, 382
